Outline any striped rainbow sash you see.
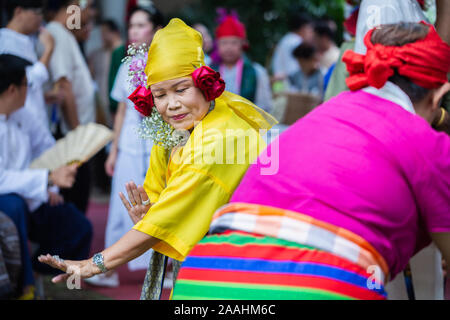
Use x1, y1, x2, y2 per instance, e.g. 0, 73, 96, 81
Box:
209, 203, 389, 285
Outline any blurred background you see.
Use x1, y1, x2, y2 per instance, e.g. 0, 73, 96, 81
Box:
1, 0, 347, 65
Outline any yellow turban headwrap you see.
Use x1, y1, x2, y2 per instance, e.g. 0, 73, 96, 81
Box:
144, 18, 277, 132
145, 18, 205, 87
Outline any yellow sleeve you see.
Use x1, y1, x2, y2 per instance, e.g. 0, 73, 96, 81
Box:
143, 145, 169, 203
134, 167, 231, 261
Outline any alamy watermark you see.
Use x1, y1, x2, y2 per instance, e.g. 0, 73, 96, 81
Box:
65, 0, 89, 30
366, 265, 383, 290
65, 265, 81, 290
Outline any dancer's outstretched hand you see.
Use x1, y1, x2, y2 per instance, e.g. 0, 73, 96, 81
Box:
37, 254, 100, 283
119, 181, 152, 225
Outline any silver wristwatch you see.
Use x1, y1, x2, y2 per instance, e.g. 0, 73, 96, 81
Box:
92, 253, 108, 273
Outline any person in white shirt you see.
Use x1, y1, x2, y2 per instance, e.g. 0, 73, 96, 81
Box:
45, 0, 96, 214
271, 13, 315, 80
0, 54, 92, 299
45, 0, 95, 133
0, 0, 60, 133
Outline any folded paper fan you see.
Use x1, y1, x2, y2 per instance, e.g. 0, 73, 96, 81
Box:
30, 123, 114, 171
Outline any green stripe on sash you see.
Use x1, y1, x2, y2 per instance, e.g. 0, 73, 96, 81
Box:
173, 279, 353, 300
198, 232, 317, 251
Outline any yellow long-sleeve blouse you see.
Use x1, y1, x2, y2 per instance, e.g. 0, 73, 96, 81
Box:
133, 92, 268, 261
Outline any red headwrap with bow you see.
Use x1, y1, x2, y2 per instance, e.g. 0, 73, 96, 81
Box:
215, 15, 247, 40
342, 22, 450, 91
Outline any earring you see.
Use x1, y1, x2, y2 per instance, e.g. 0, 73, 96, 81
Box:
435, 107, 447, 128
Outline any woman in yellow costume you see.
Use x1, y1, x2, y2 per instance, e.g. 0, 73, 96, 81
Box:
37, 18, 276, 299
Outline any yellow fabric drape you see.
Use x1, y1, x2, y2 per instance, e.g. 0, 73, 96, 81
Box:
134, 95, 269, 261
135, 18, 278, 260
219, 91, 277, 133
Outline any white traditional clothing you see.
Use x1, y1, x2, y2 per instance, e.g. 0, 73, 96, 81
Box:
105, 62, 153, 271
0, 28, 52, 129
46, 21, 95, 134
0, 113, 54, 211
354, 0, 426, 54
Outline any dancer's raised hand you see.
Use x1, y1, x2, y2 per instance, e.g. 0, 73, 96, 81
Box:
119, 181, 152, 224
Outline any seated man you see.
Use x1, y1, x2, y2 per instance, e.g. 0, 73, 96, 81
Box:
0, 54, 92, 299
288, 42, 324, 99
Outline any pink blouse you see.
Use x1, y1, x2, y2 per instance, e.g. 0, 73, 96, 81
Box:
230, 90, 450, 278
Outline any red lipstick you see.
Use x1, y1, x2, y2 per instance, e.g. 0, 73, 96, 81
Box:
172, 114, 188, 121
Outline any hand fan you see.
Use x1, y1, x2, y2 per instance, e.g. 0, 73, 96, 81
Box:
30, 123, 114, 170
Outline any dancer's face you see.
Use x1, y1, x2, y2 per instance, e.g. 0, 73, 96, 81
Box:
151, 77, 210, 131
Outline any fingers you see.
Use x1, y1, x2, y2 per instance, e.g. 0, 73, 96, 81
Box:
105, 162, 114, 177
38, 254, 67, 272
52, 274, 70, 284
49, 193, 64, 206
69, 163, 79, 174
50, 196, 57, 207
119, 192, 132, 211
130, 182, 142, 206
138, 185, 149, 204
62, 178, 75, 189
125, 182, 137, 206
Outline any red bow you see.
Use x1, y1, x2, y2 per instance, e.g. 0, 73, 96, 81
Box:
343, 22, 450, 91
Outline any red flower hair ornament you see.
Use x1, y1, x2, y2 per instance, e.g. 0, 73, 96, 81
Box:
128, 85, 154, 117
128, 66, 225, 117
191, 66, 226, 101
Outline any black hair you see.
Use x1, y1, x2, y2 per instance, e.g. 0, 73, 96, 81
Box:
293, 42, 317, 60
314, 22, 335, 41
129, 6, 164, 29
288, 13, 313, 32
388, 72, 431, 104
371, 22, 431, 103
101, 19, 120, 33
0, 54, 32, 94
45, 0, 76, 13
5, 0, 44, 20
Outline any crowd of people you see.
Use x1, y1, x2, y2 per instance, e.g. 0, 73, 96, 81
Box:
0, 0, 449, 301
